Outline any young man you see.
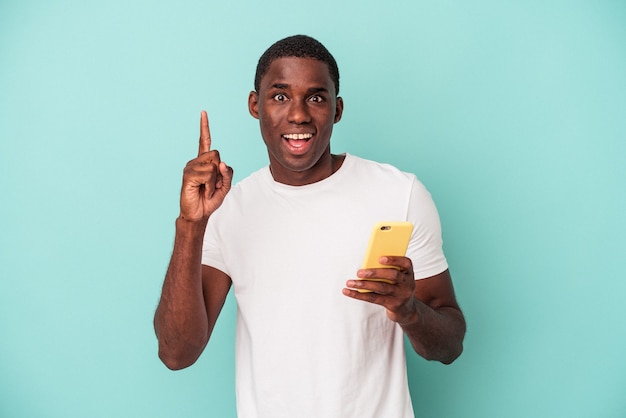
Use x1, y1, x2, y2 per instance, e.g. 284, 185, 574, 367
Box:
155, 35, 465, 417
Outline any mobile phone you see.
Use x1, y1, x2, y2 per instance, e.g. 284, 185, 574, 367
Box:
358, 222, 413, 289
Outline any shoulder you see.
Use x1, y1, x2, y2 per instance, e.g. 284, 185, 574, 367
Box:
224, 166, 270, 198
208, 166, 270, 222
345, 154, 417, 187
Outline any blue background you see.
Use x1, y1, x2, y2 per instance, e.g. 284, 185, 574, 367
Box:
1, 1, 625, 417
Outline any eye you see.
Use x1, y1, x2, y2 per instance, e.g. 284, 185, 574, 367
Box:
273, 93, 287, 102
308, 95, 324, 103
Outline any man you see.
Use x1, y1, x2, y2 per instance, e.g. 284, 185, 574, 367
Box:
155, 35, 465, 417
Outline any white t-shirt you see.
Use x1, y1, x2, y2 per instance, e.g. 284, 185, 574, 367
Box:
202, 154, 448, 418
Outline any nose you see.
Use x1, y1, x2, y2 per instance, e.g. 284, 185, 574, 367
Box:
287, 100, 311, 124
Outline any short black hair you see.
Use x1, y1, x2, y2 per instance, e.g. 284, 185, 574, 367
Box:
254, 35, 340, 95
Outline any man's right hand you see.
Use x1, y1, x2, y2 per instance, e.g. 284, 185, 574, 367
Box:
179, 111, 233, 222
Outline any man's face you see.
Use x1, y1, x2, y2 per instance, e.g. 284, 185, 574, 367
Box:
249, 57, 343, 186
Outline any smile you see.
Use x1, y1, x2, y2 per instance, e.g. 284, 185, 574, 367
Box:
282, 132, 314, 154
282, 133, 313, 140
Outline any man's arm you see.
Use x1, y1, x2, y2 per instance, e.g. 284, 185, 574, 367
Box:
343, 260, 465, 364
398, 269, 465, 364
154, 219, 232, 370
154, 111, 234, 370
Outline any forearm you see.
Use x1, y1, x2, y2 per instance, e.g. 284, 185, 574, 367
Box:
399, 298, 466, 364
154, 217, 209, 369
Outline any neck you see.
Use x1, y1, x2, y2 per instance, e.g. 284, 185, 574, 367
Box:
270, 153, 345, 186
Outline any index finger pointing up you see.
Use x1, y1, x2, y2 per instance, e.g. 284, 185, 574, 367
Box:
198, 110, 211, 156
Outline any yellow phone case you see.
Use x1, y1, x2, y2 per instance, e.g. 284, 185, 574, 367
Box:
358, 222, 413, 289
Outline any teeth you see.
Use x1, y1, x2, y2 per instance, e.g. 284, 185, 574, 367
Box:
283, 133, 313, 140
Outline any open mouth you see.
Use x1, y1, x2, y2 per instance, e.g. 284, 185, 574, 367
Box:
282, 133, 314, 153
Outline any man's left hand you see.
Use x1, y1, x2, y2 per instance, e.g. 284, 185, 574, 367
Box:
343, 256, 420, 325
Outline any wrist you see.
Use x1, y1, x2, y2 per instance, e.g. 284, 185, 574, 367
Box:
396, 297, 421, 327
178, 213, 206, 223
175, 215, 209, 236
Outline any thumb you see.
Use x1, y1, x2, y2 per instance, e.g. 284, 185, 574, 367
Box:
218, 162, 234, 192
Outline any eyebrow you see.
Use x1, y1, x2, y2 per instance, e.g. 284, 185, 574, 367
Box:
270, 83, 329, 94
307, 87, 329, 94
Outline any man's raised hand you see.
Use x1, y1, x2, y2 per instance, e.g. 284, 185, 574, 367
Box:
179, 111, 233, 222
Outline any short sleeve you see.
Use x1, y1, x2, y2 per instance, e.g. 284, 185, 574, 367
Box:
201, 215, 230, 276
406, 176, 448, 279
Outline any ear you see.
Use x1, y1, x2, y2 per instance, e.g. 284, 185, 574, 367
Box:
334, 96, 344, 123
248, 91, 259, 119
